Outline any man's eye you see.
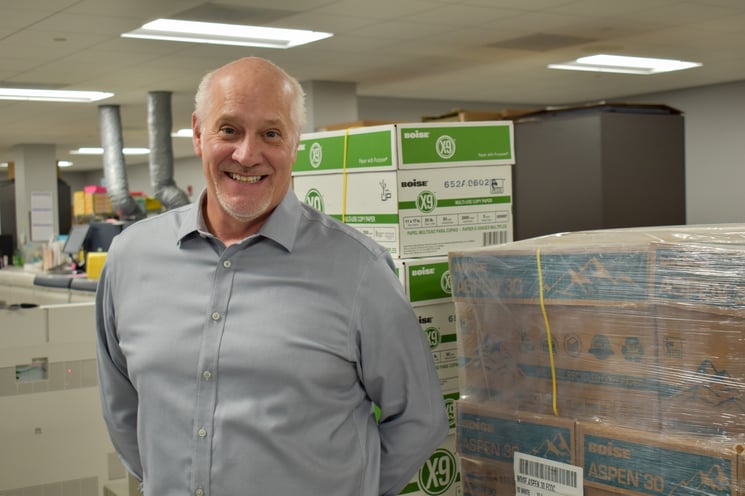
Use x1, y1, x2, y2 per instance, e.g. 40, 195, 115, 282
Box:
220, 127, 237, 135
265, 130, 280, 139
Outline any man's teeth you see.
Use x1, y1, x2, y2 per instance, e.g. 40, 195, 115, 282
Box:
229, 173, 261, 183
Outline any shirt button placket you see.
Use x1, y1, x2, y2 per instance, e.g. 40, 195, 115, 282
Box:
194, 260, 228, 496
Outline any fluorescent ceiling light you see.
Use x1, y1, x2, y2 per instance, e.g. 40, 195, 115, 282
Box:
0, 88, 113, 102
548, 54, 702, 75
71, 147, 150, 155
171, 128, 193, 138
122, 18, 333, 49
57, 160, 74, 168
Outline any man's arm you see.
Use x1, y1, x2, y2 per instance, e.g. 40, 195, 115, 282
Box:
357, 256, 450, 496
95, 261, 144, 481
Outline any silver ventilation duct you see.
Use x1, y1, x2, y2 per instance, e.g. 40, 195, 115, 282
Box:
98, 105, 143, 219
148, 91, 190, 209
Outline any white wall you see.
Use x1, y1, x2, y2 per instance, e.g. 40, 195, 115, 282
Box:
628, 80, 745, 224
59, 80, 745, 227
361, 83, 745, 226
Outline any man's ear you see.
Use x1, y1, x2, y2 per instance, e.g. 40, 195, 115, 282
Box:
191, 113, 203, 157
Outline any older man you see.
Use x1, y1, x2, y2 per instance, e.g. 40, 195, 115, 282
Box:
95, 56, 449, 496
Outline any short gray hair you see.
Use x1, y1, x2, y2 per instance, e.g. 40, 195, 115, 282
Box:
193, 57, 306, 134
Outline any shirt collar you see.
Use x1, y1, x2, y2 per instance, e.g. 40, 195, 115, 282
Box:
257, 188, 301, 252
177, 187, 301, 253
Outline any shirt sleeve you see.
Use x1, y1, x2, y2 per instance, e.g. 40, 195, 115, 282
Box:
356, 254, 450, 496
95, 253, 144, 481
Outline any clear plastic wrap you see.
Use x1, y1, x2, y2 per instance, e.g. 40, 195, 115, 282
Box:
449, 224, 745, 495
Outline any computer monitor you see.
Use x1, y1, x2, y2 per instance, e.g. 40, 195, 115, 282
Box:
87, 222, 125, 252
63, 224, 90, 256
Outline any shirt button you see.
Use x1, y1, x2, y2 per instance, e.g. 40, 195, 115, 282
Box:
223, 260, 232, 268
211, 312, 221, 321
198, 427, 207, 437
195, 488, 205, 496
202, 370, 212, 380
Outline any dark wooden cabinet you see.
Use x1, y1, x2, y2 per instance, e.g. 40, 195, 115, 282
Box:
513, 104, 685, 240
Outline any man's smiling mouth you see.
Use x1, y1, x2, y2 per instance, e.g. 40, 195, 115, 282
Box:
228, 172, 263, 183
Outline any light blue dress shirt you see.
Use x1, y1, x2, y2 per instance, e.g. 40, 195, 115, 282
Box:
96, 188, 449, 496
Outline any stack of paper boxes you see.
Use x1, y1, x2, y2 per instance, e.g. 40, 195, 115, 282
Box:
73, 185, 113, 218
448, 225, 745, 496
292, 121, 516, 496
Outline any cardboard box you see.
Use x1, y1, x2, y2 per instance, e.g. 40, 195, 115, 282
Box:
422, 108, 536, 122
83, 185, 106, 194
316, 119, 397, 131
511, 303, 658, 429
577, 421, 739, 496
459, 456, 517, 496
651, 242, 745, 436
450, 225, 745, 492
74, 191, 112, 216
292, 121, 514, 175
392, 257, 460, 411
414, 302, 460, 394
449, 241, 653, 308
294, 124, 397, 175
455, 401, 576, 495
396, 122, 514, 170
293, 166, 513, 258
400, 433, 461, 495
450, 242, 659, 429
394, 257, 453, 306
453, 301, 519, 405
656, 306, 745, 436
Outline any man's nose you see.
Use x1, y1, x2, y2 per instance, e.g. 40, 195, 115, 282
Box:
232, 135, 258, 163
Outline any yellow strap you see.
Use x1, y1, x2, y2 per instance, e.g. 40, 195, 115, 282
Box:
342, 129, 349, 223
536, 248, 559, 416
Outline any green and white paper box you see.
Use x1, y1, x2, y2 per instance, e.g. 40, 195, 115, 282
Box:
394, 257, 453, 306
396, 121, 514, 169
293, 165, 513, 258
414, 301, 460, 394
400, 434, 462, 496
293, 125, 398, 175
293, 121, 514, 175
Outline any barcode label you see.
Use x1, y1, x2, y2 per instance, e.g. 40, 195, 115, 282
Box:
483, 230, 508, 246
519, 458, 577, 487
514, 452, 583, 496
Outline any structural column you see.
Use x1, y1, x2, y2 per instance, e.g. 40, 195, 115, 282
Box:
301, 80, 358, 133
12, 144, 59, 248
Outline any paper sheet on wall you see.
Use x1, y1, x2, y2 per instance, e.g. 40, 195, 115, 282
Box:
30, 191, 54, 242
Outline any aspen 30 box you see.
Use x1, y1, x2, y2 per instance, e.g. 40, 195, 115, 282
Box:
293, 166, 513, 258
578, 421, 739, 496
450, 242, 659, 430
460, 456, 516, 496
455, 401, 576, 495
651, 242, 745, 436
451, 224, 745, 439
293, 121, 514, 175
506, 303, 658, 430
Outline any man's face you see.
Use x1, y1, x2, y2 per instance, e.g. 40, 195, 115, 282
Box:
192, 64, 299, 233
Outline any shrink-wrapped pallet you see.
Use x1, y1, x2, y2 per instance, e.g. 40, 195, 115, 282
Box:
449, 225, 745, 495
